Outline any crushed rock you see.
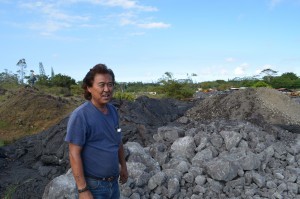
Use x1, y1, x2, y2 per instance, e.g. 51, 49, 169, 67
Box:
186, 88, 300, 132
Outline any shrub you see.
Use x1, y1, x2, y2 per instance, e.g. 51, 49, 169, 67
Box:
252, 81, 272, 88
113, 92, 135, 101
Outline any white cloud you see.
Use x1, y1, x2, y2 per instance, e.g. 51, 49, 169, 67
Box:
16, 0, 168, 35
225, 57, 236, 62
119, 12, 136, 26
19, 1, 90, 35
93, 0, 158, 11
20, 2, 89, 22
234, 63, 249, 76
269, 0, 283, 9
137, 22, 171, 29
129, 32, 145, 36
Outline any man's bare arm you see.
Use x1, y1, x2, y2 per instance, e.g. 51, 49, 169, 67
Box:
69, 143, 93, 198
118, 143, 128, 184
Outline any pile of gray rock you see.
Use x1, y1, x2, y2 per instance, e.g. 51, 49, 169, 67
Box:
44, 118, 300, 199
43, 88, 300, 199
120, 119, 300, 199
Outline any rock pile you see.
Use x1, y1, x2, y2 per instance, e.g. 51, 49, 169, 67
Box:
44, 88, 300, 199
186, 88, 300, 132
0, 96, 192, 198
120, 119, 300, 199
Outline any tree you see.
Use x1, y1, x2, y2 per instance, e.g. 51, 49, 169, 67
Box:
16, 58, 27, 84
51, 67, 55, 78
163, 72, 173, 80
260, 68, 278, 83
0, 70, 19, 85
35, 75, 50, 86
50, 74, 76, 88
280, 72, 298, 80
158, 72, 194, 99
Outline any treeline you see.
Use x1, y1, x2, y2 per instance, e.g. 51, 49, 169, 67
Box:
0, 69, 299, 100
200, 72, 300, 91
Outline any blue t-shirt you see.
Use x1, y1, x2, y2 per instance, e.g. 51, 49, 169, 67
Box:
65, 101, 122, 178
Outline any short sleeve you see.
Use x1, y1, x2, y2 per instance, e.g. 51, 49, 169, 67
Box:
65, 111, 87, 146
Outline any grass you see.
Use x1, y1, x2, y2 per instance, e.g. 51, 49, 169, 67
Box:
0, 139, 4, 147
3, 179, 34, 199
0, 120, 9, 128
3, 184, 18, 199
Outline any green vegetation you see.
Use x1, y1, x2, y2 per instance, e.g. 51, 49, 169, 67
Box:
3, 184, 18, 199
113, 91, 135, 101
3, 179, 33, 199
252, 81, 272, 88
1, 67, 300, 100
0, 140, 4, 147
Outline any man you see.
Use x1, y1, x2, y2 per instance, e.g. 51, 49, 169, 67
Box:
65, 64, 128, 199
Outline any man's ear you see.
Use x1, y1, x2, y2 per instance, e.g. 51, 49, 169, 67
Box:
87, 86, 92, 93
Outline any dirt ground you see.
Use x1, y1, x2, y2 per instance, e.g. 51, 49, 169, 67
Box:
0, 87, 83, 143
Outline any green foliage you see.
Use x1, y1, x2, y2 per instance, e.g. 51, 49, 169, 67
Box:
50, 74, 76, 88
260, 68, 278, 83
3, 178, 33, 199
252, 81, 271, 88
292, 79, 300, 89
115, 82, 161, 94
269, 72, 299, 89
0, 140, 4, 147
70, 84, 83, 96
35, 75, 50, 86
113, 91, 135, 101
0, 72, 19, 87
281, 72, 298, 80
159, 80, 194, 99
1, 68, 300, 101
3, 184, 18, 199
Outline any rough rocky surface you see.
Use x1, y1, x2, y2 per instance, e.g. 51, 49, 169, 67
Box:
2, 87, 300, 199
187, 87, 300, 134
0, 95, 193, 199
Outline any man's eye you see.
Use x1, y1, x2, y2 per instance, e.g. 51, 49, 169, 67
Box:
98, 83, 105, 88
98, 82, 114, 88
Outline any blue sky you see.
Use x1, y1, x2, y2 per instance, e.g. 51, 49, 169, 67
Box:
1, 0, 300, 83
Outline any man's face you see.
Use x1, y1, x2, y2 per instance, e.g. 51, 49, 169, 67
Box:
87, 73, 114, 107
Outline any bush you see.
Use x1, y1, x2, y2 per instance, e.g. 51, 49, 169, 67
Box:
113, 92, 135, 101
252, 81, 272, 88
159, 80, 195, 100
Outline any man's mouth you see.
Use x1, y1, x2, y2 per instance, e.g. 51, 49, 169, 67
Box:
102, 93, 110, 98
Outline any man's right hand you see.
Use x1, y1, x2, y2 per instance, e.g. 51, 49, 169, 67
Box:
79, 190, 93, 199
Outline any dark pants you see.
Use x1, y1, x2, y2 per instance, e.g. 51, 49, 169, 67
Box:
86, 177, 120, 199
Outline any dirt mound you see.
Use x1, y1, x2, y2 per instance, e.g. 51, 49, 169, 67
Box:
186, 88, 300, 132
0, 87, 82, 142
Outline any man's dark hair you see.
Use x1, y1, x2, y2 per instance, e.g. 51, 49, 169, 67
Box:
82, 63, 115, 100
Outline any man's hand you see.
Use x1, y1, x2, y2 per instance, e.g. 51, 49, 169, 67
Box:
79, 190, 93, 199
119, 166, 128, 184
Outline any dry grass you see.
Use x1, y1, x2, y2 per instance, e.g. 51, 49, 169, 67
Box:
0, 87, 83, 143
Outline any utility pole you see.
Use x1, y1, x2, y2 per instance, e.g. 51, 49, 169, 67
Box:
39, 62, 46, 76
